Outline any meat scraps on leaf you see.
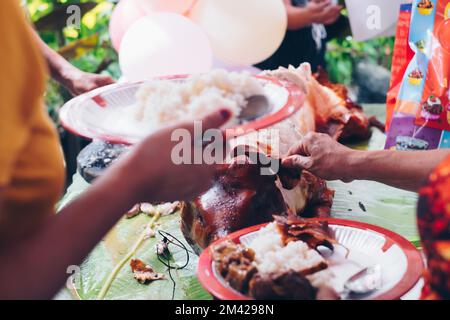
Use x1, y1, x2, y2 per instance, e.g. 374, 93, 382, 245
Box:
130, 259, 165, 284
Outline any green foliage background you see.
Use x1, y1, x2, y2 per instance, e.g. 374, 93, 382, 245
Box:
26, 0, 395, 121
326, 36, 394, 86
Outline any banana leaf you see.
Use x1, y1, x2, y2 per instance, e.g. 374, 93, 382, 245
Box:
329, 180, 419, 241
56, 175, 211, 300
55, 104, 419, 300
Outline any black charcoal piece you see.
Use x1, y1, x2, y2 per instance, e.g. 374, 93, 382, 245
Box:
77, 140, 129, 183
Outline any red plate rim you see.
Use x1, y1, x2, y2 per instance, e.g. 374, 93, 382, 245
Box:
59, 74, 304, 145
197, 218, 424, 301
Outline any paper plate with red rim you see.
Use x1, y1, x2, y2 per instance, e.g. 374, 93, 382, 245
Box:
197, 218, 424, 300
59, 74, 304, 145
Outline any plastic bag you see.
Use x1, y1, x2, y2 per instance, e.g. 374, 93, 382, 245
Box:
385, 0, 450, 151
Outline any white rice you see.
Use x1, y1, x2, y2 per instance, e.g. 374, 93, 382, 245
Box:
248, 223, 329, 281
135, 69, 266, 129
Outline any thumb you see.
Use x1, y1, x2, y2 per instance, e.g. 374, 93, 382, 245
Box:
282, 155, 312, 170
181, 109, 232, 148
199, 109, 232, 132
95, 74, 115, 86
318, 1, 331, 10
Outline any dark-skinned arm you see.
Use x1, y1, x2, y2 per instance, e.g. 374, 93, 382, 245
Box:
282, 132, 450, 192
347, 149, 450, 191
30, 28, 114, 96
0, 110, 230, 300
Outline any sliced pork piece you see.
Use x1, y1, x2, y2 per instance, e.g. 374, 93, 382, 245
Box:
249, 271, 317, 300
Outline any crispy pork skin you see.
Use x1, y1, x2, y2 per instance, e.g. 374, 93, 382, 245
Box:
181, 156, 334, 252
181, 157, 288, 253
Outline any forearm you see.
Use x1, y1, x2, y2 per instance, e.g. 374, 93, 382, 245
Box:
283, 0, 313, 30
0, 157, 140, 299
31, 27, 115, 96
347, 149, 450, 192
30, 27, 76, 84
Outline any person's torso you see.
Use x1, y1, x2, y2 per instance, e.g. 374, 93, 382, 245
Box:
0, 108, 65, 242
0, 0, 65, 243
256, 0, 326, 71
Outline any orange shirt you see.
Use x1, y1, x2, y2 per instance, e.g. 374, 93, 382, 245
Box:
0, 0, 65, 243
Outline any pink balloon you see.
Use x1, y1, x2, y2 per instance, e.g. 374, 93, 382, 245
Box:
109, 0, 145, 51
119, 13, 213, 80
137, 0, 195, 15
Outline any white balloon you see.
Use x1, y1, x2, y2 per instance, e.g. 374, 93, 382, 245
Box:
190, 0, 287, 66
119, 13, 213, 80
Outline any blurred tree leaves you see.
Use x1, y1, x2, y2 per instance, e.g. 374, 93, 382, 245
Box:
325, 36, 394, 86
325, 8, 394, 87
34, 2, 97, 33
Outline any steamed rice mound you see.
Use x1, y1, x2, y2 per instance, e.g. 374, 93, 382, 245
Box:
248, 223, 329, 278
135, 69, 265, 129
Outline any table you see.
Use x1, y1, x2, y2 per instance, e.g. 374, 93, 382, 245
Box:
55, 104, 421, 300
330, 104, 419, 243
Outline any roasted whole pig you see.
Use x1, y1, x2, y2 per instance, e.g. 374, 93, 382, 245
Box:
182, 155, 287, 252
181, 153, 334, 253
182, 64, 380, 252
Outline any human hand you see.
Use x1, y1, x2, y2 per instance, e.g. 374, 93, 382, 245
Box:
306, 0, 343, 26
123, 109, 232, 203
61, 68, 115, 96
281, 132, 355, 182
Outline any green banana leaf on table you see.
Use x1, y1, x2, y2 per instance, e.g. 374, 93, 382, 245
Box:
55, 104, 419, 300
56, 178, 211, 300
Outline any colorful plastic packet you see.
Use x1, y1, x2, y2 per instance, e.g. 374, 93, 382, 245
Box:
385, 0, 450, 151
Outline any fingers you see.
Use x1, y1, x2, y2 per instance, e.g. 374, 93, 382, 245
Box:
287, 140, 309, 157
169, 108, 231, 135
315, 0, 332, 6
199, 109, 232, 132
70, 74, 115, 96
287, 132, 317, 156
198, 109, 232, 156
313, 1, 331, 11
95, 74, 115, 86
169, 109, 231, 154
328, 5, 343, 16
324, 12, 341, 25
281, 155, 312, 170
312, 3, 342, 21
